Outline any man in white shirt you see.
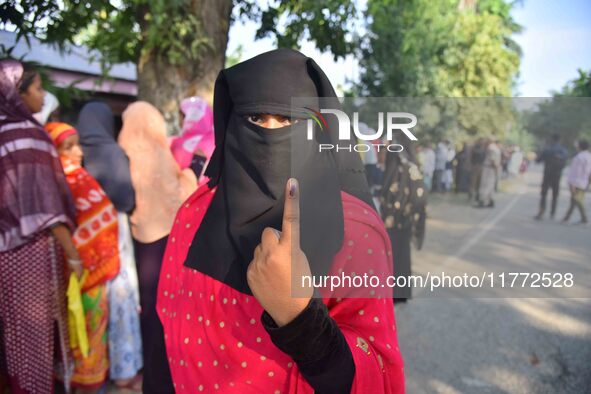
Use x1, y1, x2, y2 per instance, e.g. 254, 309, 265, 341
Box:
418, 143, 436, 191
562, 139, 591, 224
476, 138, 501, 208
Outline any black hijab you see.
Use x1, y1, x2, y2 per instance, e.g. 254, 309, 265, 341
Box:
184, 49, 373, 294
76, 101, 136, 213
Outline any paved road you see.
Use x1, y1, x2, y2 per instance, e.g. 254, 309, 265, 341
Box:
396, 165, 591, 393
105, 166, 589, 394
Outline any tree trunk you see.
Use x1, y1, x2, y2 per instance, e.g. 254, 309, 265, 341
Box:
136, 0, 233, 135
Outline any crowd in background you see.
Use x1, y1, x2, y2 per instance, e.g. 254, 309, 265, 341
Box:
360, 127, 589, 306
364, 130, 590, 221
0, 60, 214, 393
360, 132, 528, 211
356, 130, 525, 301
415, 139, 527, 207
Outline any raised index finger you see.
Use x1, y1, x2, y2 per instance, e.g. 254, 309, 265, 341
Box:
280, 178, 300, 247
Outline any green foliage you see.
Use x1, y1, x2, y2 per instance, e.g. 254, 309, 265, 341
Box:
435, 12, 520, 97
2, 0, 358, 69
225, 44, 245, 68
139, 1, 212, 66
356, 0, 457, 97
556, 69, 591, 97
1, 0, 63, 45
2, 0, 359, 133
354, 0, 522, 141
254, 0, 357, 60
357, 0, 521, 97
525, 70, 591, 150
3, 0, 210, 70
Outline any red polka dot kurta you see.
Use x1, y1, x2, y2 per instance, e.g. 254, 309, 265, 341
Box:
157, 185, 405, 393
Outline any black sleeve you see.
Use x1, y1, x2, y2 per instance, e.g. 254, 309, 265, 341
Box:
261, 299, 355, 393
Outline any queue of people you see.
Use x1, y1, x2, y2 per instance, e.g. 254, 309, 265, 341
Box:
415, 138, 527, 208
1, 50, 406, 394
410, 134, 589, 223
0, 59, 213, 393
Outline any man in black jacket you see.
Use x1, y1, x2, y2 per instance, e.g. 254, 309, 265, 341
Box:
535, 134, 568, 220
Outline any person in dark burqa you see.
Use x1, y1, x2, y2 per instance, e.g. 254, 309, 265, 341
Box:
76, 102, 136, 213
534, 134, 568, 220
454, 142, 472, 193
152, 49, 405, 394
380, 138, 427, 302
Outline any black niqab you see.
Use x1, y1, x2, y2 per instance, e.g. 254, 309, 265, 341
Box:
185, 49, 372, 294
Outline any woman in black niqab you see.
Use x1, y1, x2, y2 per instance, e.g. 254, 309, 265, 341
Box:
185, 48, 373, 293
154, 49, 405, 394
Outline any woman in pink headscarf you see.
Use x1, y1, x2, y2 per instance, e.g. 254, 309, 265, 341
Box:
170, 96, 215, 183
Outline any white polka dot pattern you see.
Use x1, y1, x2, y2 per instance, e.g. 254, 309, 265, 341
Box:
155, 187, 405, 393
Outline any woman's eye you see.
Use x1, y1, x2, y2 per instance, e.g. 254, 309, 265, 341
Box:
246, 114, 298, 128
247, 115, 264, 124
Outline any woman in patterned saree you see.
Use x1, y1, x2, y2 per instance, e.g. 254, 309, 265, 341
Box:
45, 122, 122, 393
0, 60, 80, 393
76, 102, 143, 391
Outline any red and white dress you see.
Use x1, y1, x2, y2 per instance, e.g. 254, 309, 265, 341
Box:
157, 185, 405, 393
